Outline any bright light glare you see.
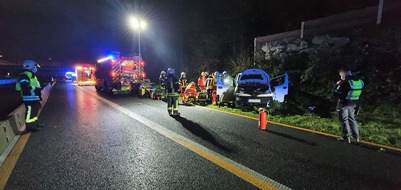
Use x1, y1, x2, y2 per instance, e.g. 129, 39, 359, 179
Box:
97, 56, 113, 63
140, 21, 146, 29
129, 16, 146, 30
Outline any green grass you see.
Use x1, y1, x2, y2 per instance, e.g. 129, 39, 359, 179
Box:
206, 105, 401, 149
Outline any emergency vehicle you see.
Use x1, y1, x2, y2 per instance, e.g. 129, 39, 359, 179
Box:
138, 79, 152, 98
75, 64, 96, 85
94, 53, 146, 94
64, 71, 75, 82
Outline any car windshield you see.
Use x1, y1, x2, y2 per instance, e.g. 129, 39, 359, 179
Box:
240, 74, 263, 80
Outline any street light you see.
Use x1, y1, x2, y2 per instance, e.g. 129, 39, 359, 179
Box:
128, 16, 147, 56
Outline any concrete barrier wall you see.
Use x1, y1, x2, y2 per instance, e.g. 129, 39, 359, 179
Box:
254, 1, 401, 52
0, 82, 53, 166
0, 120, 14, 155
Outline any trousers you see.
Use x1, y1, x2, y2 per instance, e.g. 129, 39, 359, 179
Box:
24, 101, 40, 129
167, 94, 179, 113
338, 104, 359, 138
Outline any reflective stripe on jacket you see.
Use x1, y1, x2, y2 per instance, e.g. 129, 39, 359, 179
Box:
16, 71, 41, 101
346, 79, 364, 100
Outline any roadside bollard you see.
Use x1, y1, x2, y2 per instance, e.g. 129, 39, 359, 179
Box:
258, 108, 267, 131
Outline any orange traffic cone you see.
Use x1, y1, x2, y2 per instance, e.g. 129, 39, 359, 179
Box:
258, 108, 267, 131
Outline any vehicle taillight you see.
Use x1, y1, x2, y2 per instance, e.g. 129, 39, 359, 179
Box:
111, 72, 116, 77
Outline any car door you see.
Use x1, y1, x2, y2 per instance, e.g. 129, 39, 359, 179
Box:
271, 73, 288, 102
216, 72, 228, 98
218, 74, 235, 103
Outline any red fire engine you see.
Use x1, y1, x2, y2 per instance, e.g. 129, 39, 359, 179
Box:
75, 64, 96, 86
94, 53, 146, 94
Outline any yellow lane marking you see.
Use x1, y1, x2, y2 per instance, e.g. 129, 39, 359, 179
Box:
199, 106, 401, 153
80, 87, 291, 190
0, 82, 54, 189
0, 134, 30, 189
174, 139, 278, 190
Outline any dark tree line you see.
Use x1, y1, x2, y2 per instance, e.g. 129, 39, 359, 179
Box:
146, 0, 399, 119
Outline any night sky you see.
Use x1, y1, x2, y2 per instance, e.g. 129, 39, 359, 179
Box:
0, 0, 377, 80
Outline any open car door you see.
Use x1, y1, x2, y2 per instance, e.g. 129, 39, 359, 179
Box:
216, 72, 235, 103
271, 73, 288, 102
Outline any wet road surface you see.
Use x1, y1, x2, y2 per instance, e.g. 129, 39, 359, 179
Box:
5, 82, 401, 189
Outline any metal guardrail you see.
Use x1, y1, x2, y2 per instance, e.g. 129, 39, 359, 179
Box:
0, 79, 16, 85
0, 82, 53, 166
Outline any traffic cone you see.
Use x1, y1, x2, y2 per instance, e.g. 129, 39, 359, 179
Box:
258, 108, 267, 131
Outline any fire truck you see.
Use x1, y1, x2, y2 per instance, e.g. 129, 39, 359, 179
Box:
75, 64, 96, 85
94, 53, 146, 94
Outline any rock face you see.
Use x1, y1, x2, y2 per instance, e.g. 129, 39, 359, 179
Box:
260, 35, 350, 61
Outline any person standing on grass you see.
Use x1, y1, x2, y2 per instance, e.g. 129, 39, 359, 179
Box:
333, 69, 364, 143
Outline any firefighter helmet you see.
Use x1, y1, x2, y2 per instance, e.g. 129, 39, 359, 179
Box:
160, 71, 166, 76
181, 72, 186, 77
167, 68, 175, 75
22, 60, 40, 70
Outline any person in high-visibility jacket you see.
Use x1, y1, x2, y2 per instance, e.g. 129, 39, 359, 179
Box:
159, 71, 166, 85
15, 60, 44, 132
206, 72, 217, 105
179, 72, 188, 88
197, 72, 207, 92
165, 68, 180, 116
333, 69, 364, 143
184, 82, 198, 102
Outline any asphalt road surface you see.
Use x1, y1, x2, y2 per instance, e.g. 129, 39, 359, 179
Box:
4, 82, 401, 189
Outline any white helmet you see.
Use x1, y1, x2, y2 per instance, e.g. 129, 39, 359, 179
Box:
160, 71, 166, 76
167, 68, 175, 75
181, 72, 186, 77
22, 60, 40, 70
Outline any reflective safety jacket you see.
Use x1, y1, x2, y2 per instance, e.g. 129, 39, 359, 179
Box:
198, 76, 207, 91
165, 75, 179, 95
179, 76, 187, 88
346, 79, 364, 101
16, 70, 41, 101
206, 76, 216, 91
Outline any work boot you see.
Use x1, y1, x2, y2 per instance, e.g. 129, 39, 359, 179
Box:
337, 136, 351, 143
173, 111, 180, 116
